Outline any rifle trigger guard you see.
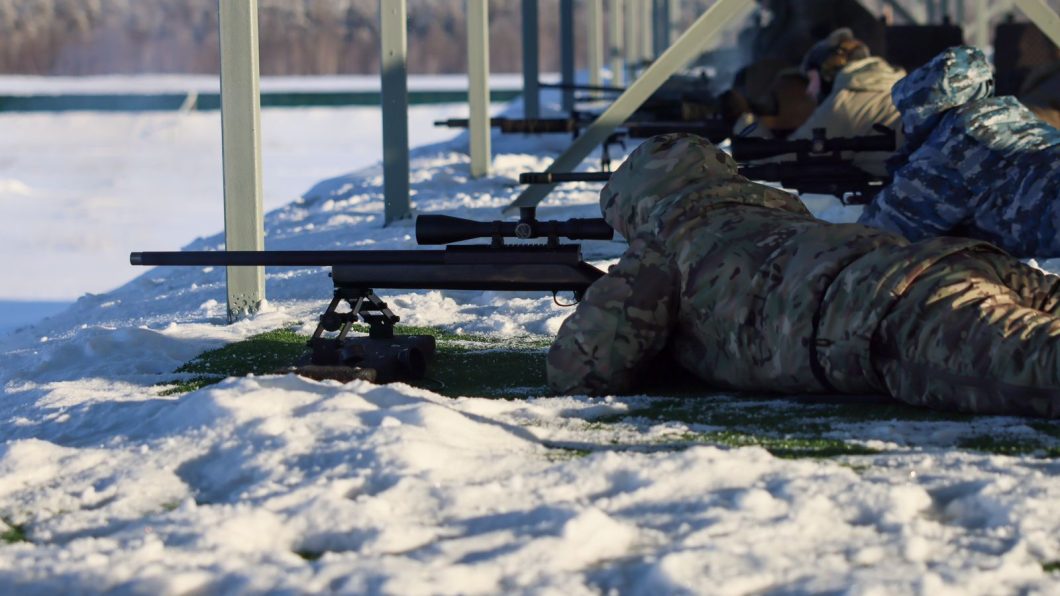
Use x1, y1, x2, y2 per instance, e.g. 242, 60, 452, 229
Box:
553, 291, 581, 307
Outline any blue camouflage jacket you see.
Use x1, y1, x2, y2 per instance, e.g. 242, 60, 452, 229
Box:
858, 46, 1060, 258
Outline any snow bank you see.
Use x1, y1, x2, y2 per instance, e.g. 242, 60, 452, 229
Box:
0, 89, 1058, 593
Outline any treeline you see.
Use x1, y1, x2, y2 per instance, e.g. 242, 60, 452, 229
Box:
0, 0, 712, 76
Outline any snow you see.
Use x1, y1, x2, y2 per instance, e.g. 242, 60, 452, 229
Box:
0, 99, 488, 302
1, 80, 1059, 593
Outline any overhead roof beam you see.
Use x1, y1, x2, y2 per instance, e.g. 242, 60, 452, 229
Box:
1014, 0, 1060, 48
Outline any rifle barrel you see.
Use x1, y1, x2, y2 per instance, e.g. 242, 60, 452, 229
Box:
519, 172, 612, 184
131, 250, 442, 267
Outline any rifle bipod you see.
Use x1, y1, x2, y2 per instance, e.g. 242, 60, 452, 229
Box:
301, 287, 437, 384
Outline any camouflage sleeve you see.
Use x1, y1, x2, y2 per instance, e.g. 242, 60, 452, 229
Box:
979, 251, 1060, 315
857, 157, 970, 242
547, 235, 680, 395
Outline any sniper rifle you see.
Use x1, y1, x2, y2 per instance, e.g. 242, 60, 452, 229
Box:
731, 126, 896, 205
519, 128, 897, 205
130, 210, 612, 384
433, 115, 730, 144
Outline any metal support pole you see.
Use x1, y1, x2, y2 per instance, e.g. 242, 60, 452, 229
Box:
669, 0, 681, 41
641, 0, 654, 61
624, 0, 639, 78
976, 0, 990, 48
1014, 0, 1060, 48
219, 0, 264, 320
561, 0, 576, 112
610, 0, 625, 86
380, 0, 410, 225
468, 0, 491, 178
653, 0, 671, 56
588, 0, 605, 91
522, 0, 540, 118
505, 0, 755, 213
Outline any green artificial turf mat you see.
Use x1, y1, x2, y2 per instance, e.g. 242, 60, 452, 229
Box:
156, 327, 1060, 461
1, 520, 27, 544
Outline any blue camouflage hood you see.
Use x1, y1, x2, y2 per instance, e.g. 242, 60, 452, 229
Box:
892, 46, 995, 157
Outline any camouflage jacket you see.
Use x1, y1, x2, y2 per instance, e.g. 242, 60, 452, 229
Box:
547, 134, 994, 396
858, 46, 1060, 258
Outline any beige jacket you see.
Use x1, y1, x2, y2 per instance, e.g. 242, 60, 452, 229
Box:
786, 57, 906, 176
737, 57, 906, 177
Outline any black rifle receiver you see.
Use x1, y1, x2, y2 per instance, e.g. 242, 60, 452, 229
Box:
434, 117, 585, 134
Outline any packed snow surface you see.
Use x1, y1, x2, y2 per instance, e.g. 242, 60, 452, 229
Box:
0, 92, 492, 302
1, 87, 1059, 594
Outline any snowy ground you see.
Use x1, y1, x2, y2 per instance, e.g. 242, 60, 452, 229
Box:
1, 82, 1059, 593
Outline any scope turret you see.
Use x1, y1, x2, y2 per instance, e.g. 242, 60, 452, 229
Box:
415, 214, 613, 245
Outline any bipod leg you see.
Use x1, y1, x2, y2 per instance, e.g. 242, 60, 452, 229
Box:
308, 288, 375, 366
340, 290, 398, 339
305, 288, 435, 383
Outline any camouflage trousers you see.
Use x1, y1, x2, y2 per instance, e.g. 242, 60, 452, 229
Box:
873, 250, 1060, 417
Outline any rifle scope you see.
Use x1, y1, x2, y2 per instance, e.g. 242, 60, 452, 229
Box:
415, 214, 613, 245
731, 127, 896, 161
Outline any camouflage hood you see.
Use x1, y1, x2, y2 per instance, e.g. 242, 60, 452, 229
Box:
892, 46, 995, 155
600, 134, 803, 239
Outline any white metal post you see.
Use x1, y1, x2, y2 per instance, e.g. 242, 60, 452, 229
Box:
625, 0, 639, 78
219, 0, 265, 320
380, 0, 410, 225
588, 0, 605, 91
610, 0, 626, 85
976, 0, 990, 48
505, 0, 755, 213
522, 0, 540, 118
669, 0, 681, 42
641, 0, 654, 61
468, 0, 491, 178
